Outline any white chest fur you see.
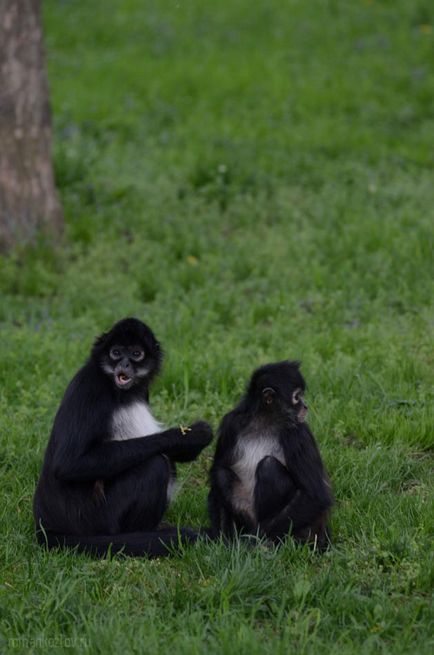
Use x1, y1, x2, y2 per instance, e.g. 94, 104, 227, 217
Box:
231, 431, 285, 522
111, 402, 163, 441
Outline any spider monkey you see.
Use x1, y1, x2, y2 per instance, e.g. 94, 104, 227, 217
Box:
33, 318, 213, 558
208, 361, 333, 550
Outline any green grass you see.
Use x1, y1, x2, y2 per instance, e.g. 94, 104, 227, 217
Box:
1, 0, 433, 652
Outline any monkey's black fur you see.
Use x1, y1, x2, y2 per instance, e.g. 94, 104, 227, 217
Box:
33, 318, 213, 558
208, 361, 333, 550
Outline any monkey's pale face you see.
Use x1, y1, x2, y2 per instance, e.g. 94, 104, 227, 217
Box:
291, 388, 308, 422
101, 344, 150, 390
261, 386, 308, 422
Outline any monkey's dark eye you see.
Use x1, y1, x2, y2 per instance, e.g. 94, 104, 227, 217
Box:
131, 349, 144, 361
262, 387, 275, 405
292, 388, 302, 404
110, 347, 122, 360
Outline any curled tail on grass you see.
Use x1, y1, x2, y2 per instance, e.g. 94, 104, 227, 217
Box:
36, 525, 212, 558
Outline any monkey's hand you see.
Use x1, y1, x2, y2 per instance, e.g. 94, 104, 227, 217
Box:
167, 421, 213, 462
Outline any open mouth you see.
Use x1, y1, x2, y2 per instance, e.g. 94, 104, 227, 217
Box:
115, 372, 133, 388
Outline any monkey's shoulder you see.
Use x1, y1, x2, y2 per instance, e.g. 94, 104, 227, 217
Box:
57, 362, 108, 410
51, 367, 111, 438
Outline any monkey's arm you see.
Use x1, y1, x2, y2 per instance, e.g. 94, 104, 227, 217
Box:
52, 422, 212, 482
167, 422, 213, 463
211, 465, 240, 505
209, 464, 255, 537
261, 427, 333, 538
208, 484, 235, 537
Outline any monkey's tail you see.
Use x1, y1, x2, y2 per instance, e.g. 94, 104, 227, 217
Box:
36, 526, 211, 558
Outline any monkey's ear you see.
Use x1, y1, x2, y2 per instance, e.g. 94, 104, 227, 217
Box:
262, 387, 276, 405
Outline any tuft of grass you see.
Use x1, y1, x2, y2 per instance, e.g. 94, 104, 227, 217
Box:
0, 1, 433, 653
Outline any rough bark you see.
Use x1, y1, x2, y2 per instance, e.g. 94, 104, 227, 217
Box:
0, 0, 63, 251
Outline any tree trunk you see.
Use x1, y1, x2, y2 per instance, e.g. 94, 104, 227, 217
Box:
0, 0, 63, 251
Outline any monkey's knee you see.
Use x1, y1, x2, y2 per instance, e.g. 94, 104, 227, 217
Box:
110, 455, 172, 506
150, 454, 171, 479
255, 456, 296, 517
115, 455, 173, 531
131, 455, 171, 483
256, 456, 285, 481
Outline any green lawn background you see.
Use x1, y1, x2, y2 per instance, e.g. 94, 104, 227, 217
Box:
0, 1, 433, 653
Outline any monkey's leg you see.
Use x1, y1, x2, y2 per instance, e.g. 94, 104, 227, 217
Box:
259, 485, 331, 546
104, 455, 173, 533
254, 456, 298, 525
292, 514, 332, 551
41, 456, 201, 557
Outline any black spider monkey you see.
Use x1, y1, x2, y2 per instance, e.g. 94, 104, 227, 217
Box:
33, 317, 213, 558
208, 361, 333, 550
